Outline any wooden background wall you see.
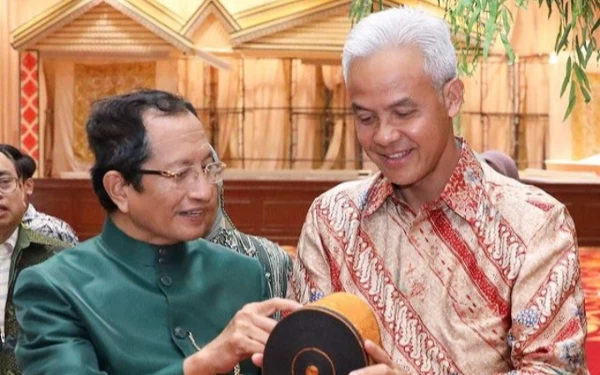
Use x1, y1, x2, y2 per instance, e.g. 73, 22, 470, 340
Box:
30, 178, 600, 247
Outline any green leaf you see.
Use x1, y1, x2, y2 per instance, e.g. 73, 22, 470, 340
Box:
556, 23, 572, 51
574, 63, 591, 91
468, 8, 482, 31
482, 22, 497, 58
555, 26, 563, 51
545, 0, 552, 18
490, 0, 499, 20
585, 40, 594, 64
502, 9, 510, 34
500, 33, 515, 61
563, 82, 577, 121
580, 82, 592, 103
561, 56, 572, 96
576, 36, 585, 65
592, 17, 600, 33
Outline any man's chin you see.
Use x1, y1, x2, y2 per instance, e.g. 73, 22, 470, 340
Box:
383, 171, 420, 188
176, 226, 206, 242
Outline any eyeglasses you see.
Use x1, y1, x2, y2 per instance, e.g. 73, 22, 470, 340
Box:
0, 177, 19, 195
138, 161, 226, 188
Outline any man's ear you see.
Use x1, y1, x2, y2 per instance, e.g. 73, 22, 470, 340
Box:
444, 78, 464, 118
103, 171, 130, 213
23, 178, 34, 196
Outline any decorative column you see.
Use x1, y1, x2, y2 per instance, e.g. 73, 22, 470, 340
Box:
19, 49, 40, 165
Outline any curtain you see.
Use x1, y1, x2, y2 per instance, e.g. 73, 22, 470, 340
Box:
571, 72, 600, 159
291, 59, 317, 169
461, 56, 549, 168
320, 65, 346, 169
217, 58, 241, 167
239, 58, 288, 169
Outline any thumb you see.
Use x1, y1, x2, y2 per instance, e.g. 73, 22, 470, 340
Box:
364, 340, 394, 367
251, 353, 264, 368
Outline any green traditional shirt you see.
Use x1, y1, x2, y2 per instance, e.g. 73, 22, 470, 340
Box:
14, 219, 268, 375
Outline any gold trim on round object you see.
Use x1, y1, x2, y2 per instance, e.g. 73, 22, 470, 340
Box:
308, 292, 382, 353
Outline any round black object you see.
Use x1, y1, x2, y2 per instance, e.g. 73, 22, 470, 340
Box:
263, 306, 369, 375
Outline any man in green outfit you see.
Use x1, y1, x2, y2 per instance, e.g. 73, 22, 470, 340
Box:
13, 89, 300, 375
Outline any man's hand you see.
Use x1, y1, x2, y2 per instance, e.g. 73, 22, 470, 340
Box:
349, 340, 405, 375
183, 298, 302, 375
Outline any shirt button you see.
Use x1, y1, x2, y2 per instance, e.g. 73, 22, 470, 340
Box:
158, 248, 166, 256
160, 275, 172, 286
173, 327, 187, 339
158, 258, 166, 264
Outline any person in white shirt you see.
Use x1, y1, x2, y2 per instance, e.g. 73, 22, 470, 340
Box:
0, 145, 79, 245
0, 145, 70, 373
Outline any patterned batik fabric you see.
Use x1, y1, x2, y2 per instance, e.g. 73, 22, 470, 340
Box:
22, 205, 78, 246
289, 139, 589, 375
209, 228, 292, 301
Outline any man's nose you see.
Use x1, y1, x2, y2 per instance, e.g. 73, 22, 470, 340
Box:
372, 120, 401, 147
187, 171, 213, 201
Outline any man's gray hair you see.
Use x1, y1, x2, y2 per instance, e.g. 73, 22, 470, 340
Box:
342, 7, 457, 90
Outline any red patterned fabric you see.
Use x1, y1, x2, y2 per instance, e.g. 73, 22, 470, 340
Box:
19, 50, 40, 163
290, 139, 589, 374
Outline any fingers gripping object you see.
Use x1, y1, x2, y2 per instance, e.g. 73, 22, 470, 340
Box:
263, 292, 382, 375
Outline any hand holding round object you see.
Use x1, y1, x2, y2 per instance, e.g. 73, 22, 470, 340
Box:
263, 292, 382, 375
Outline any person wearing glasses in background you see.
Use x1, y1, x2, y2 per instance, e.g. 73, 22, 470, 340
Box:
13, 90, 301, 375
0, 144, 79, 246
0, 145, 70, 373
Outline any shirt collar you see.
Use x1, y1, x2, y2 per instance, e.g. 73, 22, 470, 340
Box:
363, 138, 486, 220
99, 217, 188, 266
1, 227, 20, 254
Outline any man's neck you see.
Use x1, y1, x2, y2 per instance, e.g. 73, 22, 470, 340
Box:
395, 139, 462, 213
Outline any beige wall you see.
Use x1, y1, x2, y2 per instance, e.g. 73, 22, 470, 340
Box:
1, 0, 66, 145
0, 0, 280, 145
0, 0, 19, 145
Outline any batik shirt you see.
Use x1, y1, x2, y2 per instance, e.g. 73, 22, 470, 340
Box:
22, 204, 78, 246
290, 140, 588, 374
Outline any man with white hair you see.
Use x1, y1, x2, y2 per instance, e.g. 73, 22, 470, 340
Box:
290, 7, 588, 375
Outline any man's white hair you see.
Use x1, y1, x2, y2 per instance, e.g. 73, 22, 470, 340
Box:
342, 7, 457, 90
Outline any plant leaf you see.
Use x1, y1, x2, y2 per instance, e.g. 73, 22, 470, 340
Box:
580, 82, 592, 103
556, 23, 572, 51
574, 62, 591, 92
563, 82, 577, 121
500, 33, 515, 61
482, 22, 497, 58
561, 56, 572, 96
593, 17, 600, 33
576, 36, 585, 65
502, 9, 510, 34
545, 0, 552, 17
585, 40, 594, 64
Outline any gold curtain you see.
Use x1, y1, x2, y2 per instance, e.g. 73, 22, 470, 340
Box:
239, 58, 289, 169
217, 58, 242, 167
571, 72, 600, 160
73, 62, 156, 162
